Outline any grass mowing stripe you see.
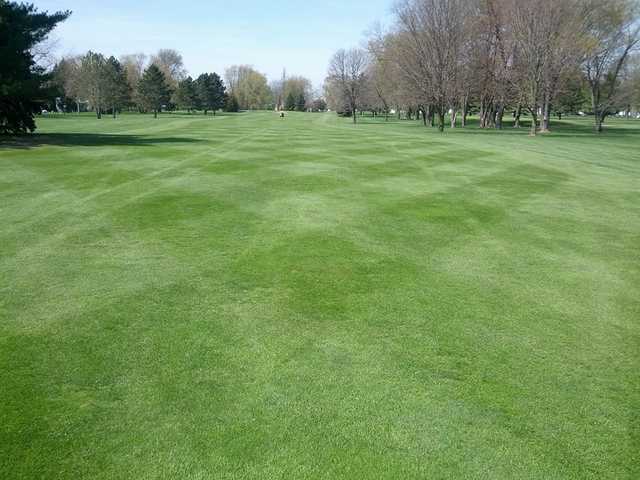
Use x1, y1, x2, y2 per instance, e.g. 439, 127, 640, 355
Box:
1, 111, 638, 479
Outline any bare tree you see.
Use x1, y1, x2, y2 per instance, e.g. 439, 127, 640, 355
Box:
225, 65, 272, 110
120, 53, 147, 109
78, 51, 108, 119
327, 48, 369, 124
150, 49, 186, 89
53, 55, 82, 112
582, 0, 640, 132
394, 0, 472, 132
367, 29, 402, 121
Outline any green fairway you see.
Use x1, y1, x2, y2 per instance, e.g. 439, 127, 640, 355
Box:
1, 112, 639, 479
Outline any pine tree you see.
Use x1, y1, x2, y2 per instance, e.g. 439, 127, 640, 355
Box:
0, 2, 70, 134
285, 92, 296, 111
296, 93, 306, 112
104, 56, 130, 118
196, 73, 226, 116
174, 77, 198, 113
137, 65, 171, 118
224, 94, 240, 113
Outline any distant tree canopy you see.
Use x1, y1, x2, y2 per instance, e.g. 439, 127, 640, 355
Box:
137, 64, 171, 118
224, 94, 240, 113
174, 76, 199, 112
225, 65, 272, 110
0, 1, 70, 134
285, 91, 296, 111
196, 73, 226, 115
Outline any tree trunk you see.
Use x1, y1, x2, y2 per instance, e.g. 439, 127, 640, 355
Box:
495, 104, 505, 130
529, 108, 538, 136
437, 106, 445, 132
154, 109, 158, 119
353, 105, 357, 124
450, 108, 457, 128
461, 97, 468, 128
514, 104, 522, 128
113, 105, 117, 119
96, 107, 101, 119
595, 114, 604, 133
540, 94, 551, 133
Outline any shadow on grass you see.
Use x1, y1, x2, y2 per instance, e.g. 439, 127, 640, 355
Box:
0, 132, 203, 150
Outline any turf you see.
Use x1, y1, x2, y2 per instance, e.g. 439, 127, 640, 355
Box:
1, 112, 639, 479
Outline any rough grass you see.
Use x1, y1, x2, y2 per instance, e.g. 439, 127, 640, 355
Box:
1, 112, 639, 479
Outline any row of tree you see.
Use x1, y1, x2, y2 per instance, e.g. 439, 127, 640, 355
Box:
51, 51, 330, 117
52, 50, 232, 118
326, 0, 640, 134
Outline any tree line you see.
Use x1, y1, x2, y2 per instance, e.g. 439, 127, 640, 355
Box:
51, 52, 329, 117
52, 50, 230, 118
326, 0, 640, 134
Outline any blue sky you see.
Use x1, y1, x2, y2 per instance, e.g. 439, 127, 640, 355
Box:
33, 0, 394, 87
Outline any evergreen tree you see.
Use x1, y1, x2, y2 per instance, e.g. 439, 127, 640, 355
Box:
0, 2, 70, 133
285, 92, 296, 111
296, 92, 306, 112
104, 56, 130, 118
224, 94, 240, 113
137, 65, 171, 118
174, 77, 199, 112
196, 73, 226, 116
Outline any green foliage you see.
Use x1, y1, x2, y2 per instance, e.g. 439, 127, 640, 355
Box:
556, 71, 590, 115
312, 98, 327, 112
224, 93, 240, 112
104, 56, 130, 116
174, 76, 199, 112
137, 64, 171, 117
0, 1, 70, 133
195, 72, 225, 115
285, 91, 296, 111
295, 92, 306, 111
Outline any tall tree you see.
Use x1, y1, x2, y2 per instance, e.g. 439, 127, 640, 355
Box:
104, 56, 130, 118
137, 64, 171, 118
150, 49, 186, 90
394, 0, 471, 132
225, 65, 272, 110
174, 76, 199, 113
327, 48, 369, 124
196, 73, 225, 115
78, 51, 108, 119
296, 92, 307, 111
285, 91, 296, 111
120, 53, 147, 109
224, 93, 240, 112
52, 55, 82, 113
0, 1, 70, 134
582, 0, 640, 132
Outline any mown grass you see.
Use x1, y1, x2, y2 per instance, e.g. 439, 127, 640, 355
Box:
1, 111, 639, 479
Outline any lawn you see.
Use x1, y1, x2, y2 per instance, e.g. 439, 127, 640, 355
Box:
1, 111, 639, 479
